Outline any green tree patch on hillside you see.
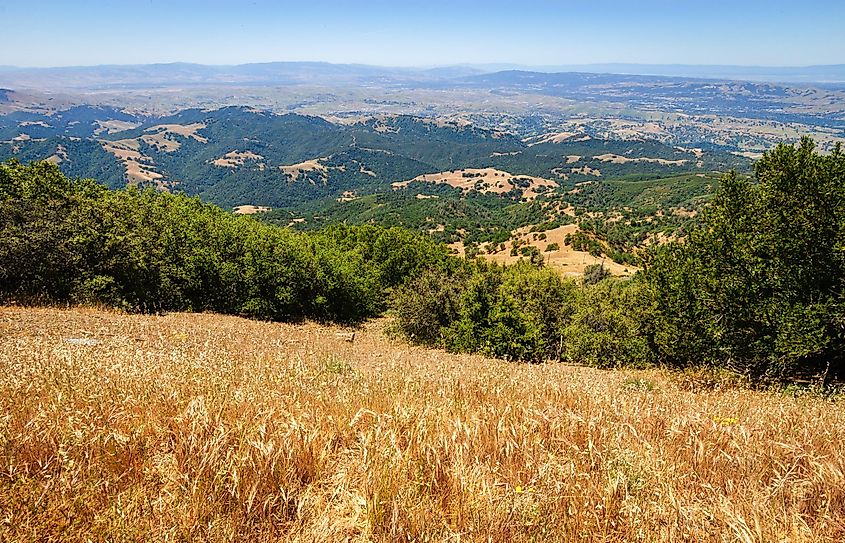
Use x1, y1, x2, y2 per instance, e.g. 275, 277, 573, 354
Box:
0, 160, 447, 323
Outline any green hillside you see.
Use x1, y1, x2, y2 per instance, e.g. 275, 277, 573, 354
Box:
0, 106, 753, 262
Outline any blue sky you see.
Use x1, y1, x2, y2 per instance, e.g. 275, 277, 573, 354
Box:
2, 0, 843, 67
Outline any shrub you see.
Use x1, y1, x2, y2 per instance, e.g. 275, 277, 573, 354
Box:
582, 263, 611, 285
395, 262, 578, 362
645, 139, 845, 377
562, 279, 654, 368
0, 160, 446, 324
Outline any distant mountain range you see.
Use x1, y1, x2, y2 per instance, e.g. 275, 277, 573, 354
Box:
0, 62, 484, 90
464, 63, 845, 84
2, 61, 845, 90
0, 104, 753, 253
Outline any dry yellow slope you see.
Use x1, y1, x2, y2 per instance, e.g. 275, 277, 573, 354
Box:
478, 224, 635, 276
1, 307, 843, 542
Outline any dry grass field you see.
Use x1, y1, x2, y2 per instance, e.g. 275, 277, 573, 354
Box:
392, 168, 558, 200
1, 306, 843, 542
100, 139, 165, 186
477, 224, 635, 277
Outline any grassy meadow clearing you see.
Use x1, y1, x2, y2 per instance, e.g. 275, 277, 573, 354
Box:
1, 306, 844, 542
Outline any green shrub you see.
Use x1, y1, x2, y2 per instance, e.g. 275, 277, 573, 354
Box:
395, 262, 578, 362
562, 279, 654, 368
582, 263, 611, 285
645, 139, 845, 377
0, 160, 446, 323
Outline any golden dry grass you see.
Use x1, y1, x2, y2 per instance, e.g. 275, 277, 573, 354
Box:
593, 154, 688, 166
213, 151, 266, 169
232, 205, 272, 215
280, 159, 330, 183
1, 306, 844, 542
392, 168, 558, 200
474, 224, 636, 277
142, 123, 209, 149
100, 139, 165, 185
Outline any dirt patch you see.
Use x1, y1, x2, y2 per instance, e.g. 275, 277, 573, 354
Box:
393, 168, 557, 200
280, 158, 330, 183
476, 224, 635, 277
101, 139, 166, 187
570, 166, 602, 177
140, 123, 208, 152
594, 153, 688, 166
18, 120, 51, 128
94, 120, 141, 136
233, 205, 271, 215
45, 144, 69, 165
672, 207, 698, 218
358, 164, 376, 177
525, 132, 580, 145
213, 151, 265, 169
676, 146, 704, 159
731, 150, 764, 160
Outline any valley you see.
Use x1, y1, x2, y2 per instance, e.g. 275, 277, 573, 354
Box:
0, 98, 755, 271
4, 62, 844, 273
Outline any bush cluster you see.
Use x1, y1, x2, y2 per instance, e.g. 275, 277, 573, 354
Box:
394, 260, 652, 366
644, 138, 845, 377
0, 160, 446, 323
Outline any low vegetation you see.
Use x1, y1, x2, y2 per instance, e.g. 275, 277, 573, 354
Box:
0, 160, 447, 323
1, 135, 844, 541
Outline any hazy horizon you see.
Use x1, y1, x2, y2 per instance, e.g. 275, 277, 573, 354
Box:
2, 0, 844, 68
2, 60, 845, 71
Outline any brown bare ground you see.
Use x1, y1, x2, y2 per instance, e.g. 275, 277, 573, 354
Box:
46, 143, 69, 165
280, 158, 330, 182
233, 205, 271, 215
1, 306, 843, 542
18, 120, 51, 128
94, 119, 141, 135
122, 123, 209, 154
337, 191, 358, 202
732, 150, 765, 160
594, 153, 688, 166
570, 165, 603, 177
358, 164, 377, 177
480, 224, 635, 276
393, 168, 557, 200
213, 151, 266, 169
676, 146, 705, 159
525, 132, 579, 145
147, 123, 209, 142
100, 139, 165, 185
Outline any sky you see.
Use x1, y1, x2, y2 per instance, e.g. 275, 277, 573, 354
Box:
2, 0, 844, 68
